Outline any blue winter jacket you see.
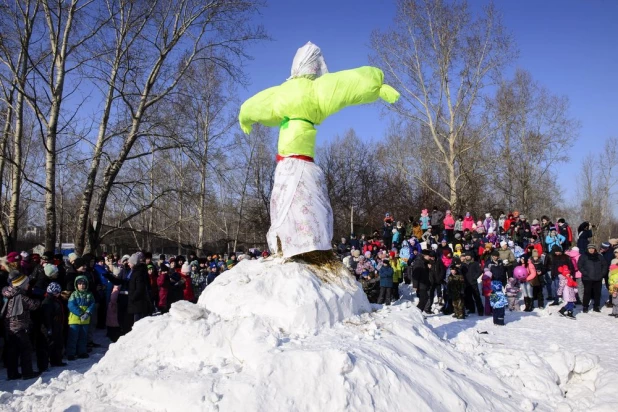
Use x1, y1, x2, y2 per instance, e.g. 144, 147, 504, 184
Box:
545, 234, 565, 251
379, 265, 394, 288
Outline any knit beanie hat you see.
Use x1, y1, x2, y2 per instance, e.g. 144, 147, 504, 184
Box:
128, 252, 142, 266
68, 252, 79, 263
181, 262, 191, 274
9, 270, 28, 288
47, 282, 62, 295
44, 263, 59, 279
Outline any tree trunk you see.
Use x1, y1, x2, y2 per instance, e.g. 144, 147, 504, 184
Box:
0, 102, 14, 254
197, 160, 207, 256
44, 103, 59, 251
8, 87, 26, 252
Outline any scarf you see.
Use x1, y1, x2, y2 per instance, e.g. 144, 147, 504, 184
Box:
7, 289, 25, 318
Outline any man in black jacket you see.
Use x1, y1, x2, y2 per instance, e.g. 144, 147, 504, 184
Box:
462, 252, 484, 315
412, 250, 432, 313
487, 251, 507, 286
579, 244, 609, 313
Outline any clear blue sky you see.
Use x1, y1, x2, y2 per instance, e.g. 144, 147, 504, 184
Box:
239, 0, 618, 203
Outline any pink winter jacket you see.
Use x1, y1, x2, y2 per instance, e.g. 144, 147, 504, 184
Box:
557, 274, 576, 303
443, 214, 455, 230
462, 216, 475, 231
565, 249, 582, 279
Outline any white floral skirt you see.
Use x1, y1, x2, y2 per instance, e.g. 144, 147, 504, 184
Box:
267, 158, 333, 257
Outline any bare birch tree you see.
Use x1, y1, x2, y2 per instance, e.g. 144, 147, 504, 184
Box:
370, 0, 515, 210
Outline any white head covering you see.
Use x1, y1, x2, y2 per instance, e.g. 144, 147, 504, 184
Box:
288, 41, 328, 80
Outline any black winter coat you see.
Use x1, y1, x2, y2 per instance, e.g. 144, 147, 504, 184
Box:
579, 252, 609, 282
487, 259, 507, 284
411, 258, 431, 289
127, 263, 152, 315
464, 261, 481, 286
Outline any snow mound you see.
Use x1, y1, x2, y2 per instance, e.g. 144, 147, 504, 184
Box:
3, 259, 544, 411
198, 257, 371, 335
452, 322, 617, 411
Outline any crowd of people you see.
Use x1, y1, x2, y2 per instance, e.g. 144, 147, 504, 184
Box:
338, 209, 617, 326
2, 208, 616, 381
0, 249, 263, 381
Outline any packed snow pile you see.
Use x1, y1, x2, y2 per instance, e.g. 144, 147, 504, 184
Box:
1, 258, 611, 411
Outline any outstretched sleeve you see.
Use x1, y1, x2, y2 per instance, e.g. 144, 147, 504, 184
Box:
314, 66, 400, 117
238, 86, 280, 134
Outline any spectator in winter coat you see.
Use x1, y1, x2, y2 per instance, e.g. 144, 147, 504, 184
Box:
390, 254, 404, 302
349, 234, 360, 251
557, 219, 573, 249
577, 222, 593, 252
2, 271, 41, 380
578, 244, 609, 313
547, 246, 575, 306
127, 253, 152, 323
462, 253, 484, 315
156, 265, 171, 312
487, 251, 507, 286
42, 282, 66, 366
443, 211, 455, 242
180, 263, 195, 302
377, 258, 394, 305
565, 247, 584, 304
399, 240, 411, 263
67, 275, 95, 361
481, 269, 493, 315
382, 218, 394, 249
526, 250, 545, 310
412, 250, 432, 312
609, 259, 618, 317
540, 216, 555, 252
545, 227, 565, 252
462, 213, 475, 232
489, 281, 508, 325
106, 285, 121, 342
557, 265, 578, 319
430, 207, 444, 234
505, 278, 521, 311
454, 215, 464, 236
420, 209, 430, 231
447, 266, 466, 319
483, 213, 496, 234
600, 242, 615, 308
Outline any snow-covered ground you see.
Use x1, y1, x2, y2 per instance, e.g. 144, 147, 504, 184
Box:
0, 258, 616, 411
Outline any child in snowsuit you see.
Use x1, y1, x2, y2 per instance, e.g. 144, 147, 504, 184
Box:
482, 269, 493, 316
67, 275, 95, 360
489, 281, 508, 325
609, 259, 618, 317
42, 282, 66, 366
377, 258, 394, 305
447, 266, 466, 319
557, 265, 578, 319
505, 277, 521, 311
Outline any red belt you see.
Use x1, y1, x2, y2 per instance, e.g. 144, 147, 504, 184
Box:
276, 154, 314, 163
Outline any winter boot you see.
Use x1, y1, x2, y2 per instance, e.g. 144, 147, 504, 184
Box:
566, 311, 576, 320
558, 307, 567, 317
583, 306, 589, 313
525, 298, 534, 312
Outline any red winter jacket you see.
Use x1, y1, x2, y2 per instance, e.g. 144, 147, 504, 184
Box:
180, 273, 195, 302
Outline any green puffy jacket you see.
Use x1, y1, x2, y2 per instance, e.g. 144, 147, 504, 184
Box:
239, 66, 400, 158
